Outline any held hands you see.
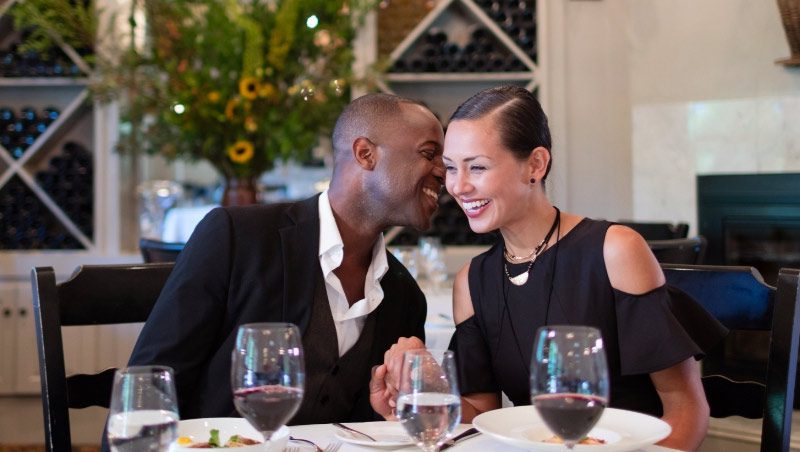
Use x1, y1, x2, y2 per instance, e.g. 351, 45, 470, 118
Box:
369, 336, 426, 420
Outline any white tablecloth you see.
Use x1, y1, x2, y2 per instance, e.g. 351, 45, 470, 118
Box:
161, 205, 217, 243
287, 422, 680, 451
423, 286, 456, 351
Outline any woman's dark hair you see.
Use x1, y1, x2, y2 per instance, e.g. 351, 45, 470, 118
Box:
449, 85, 552, 180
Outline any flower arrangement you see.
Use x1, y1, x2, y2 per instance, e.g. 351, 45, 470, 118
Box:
12, 0, 378, 182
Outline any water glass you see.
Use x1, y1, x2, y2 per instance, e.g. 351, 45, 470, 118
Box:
397, 349, 461, 452
106, 365, 179, 452
530, 325, 609, 449
231, 323, 305, 442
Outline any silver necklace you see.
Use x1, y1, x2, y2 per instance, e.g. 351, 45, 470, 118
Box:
504, 207, 561, 286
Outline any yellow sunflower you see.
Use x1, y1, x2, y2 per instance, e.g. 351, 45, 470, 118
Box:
239, 77, 259, 100
225, 97, 241, 120
207, 91, 221, 103
227, 140, 255, 164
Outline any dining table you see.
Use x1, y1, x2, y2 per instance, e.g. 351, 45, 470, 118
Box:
286, 422, 682, 451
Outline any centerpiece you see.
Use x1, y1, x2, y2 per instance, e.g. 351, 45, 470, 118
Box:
13, 0, 379, 205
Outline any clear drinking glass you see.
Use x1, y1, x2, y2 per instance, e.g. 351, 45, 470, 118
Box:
397, 349, 461, 452
106, 365, 179, 452
231, 322, 305, 443
530, 325, 610, 449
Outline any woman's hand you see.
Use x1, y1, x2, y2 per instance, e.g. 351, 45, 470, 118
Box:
369, 336, 426, 419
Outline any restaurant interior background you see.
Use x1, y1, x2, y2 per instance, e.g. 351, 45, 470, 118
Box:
1, 0, 799, 449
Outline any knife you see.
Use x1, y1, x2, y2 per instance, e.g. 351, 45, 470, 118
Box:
439, 427, 480, 450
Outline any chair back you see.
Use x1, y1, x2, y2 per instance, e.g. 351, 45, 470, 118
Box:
662, 264, 800, 452
139, 238, 185, 263
617, 221, 689, 240
648, 236, 707, 264
31, 263, 174, 452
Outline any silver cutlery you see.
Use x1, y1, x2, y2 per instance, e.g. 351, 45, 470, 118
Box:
323, 442, 342, 452
332, 422, 377, 441
289, 435, 323, 452
439, 427, 480, 450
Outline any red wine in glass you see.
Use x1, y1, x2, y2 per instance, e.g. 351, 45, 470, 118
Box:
231, 323, 305, 441
530, 326, 609, 449
532, 393, 607, 443
233, 385, 303, 435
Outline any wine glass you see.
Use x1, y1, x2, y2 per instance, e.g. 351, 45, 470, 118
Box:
106, 365, 179, 452
530, 325, 610, 449
231, 322, 305, 443
397, 349, 461, 452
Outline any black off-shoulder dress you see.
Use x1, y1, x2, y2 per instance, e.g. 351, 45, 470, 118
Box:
449, 218, 727, 416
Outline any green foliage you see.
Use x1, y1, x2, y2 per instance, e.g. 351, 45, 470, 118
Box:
11, 0, 379, 179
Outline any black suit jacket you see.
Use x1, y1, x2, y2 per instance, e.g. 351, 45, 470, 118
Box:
128, 195, 427, 420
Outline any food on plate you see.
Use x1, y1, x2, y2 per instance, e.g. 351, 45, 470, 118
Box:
543, 435, 607, 445
177, 429, 261, 448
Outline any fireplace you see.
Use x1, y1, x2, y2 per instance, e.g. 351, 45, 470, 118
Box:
697, 173, 800, 404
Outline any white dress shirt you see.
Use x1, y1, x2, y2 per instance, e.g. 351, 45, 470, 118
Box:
318, 190, 389, 356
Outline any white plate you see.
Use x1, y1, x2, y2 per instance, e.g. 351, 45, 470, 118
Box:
472, 406, 671, 452
333, 421, 415, 448
174, 417, 289, 451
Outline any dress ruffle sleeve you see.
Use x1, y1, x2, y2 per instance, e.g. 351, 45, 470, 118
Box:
614, 284, 728, 375
449, 315, 500, 396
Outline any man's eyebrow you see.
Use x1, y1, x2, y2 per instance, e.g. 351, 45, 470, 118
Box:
418, 140, 443, 151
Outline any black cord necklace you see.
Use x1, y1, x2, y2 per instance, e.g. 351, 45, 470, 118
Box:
494, 207, 563, 374
504, 207, 560, 286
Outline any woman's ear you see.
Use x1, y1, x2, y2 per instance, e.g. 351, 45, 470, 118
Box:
353, 137, 377, 170
528, 146, 550, 182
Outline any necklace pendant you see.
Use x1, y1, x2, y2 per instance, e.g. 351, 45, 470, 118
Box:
508, 271, 530, 286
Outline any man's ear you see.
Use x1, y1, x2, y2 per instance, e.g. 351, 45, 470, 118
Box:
353, 137, 377, 170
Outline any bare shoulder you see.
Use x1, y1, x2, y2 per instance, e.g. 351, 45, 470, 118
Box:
452, 262, 475, 325
603, 224, 665, 294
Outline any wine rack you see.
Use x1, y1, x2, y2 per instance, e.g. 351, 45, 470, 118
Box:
0, 0, 97, 250
377, 0, 539, 123
379, 0, 539, 246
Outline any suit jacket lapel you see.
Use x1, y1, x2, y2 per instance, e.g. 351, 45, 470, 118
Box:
280, 195, 322, 333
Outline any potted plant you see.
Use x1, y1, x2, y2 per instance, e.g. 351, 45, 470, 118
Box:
12, 0, 379, 205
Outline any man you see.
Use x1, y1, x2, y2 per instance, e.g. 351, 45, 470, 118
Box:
127, 93, 445, 423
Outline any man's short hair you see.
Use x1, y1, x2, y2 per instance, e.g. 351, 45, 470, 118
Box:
331, 93, 425, 160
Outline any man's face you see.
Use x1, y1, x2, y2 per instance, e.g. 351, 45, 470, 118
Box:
367, 103, 445, 231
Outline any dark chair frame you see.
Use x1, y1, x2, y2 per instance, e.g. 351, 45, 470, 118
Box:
662, 264, 800, 451
617, 221, 689, 240
139, 237, 185, 263
647, 236, 707, 265
31, 263, 174, 452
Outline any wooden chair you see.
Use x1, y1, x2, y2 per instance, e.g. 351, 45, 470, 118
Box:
139, 237, 185, 263
647, 236, 707, 264
662, 264, 800, 451
617, 221, 689, 240
31, 263, 174, 452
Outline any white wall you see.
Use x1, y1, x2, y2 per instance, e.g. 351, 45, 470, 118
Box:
557, 0, 800, 230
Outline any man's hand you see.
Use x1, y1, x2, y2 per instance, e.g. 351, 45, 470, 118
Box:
369, 336, 426, 419
383, 336, 426, 398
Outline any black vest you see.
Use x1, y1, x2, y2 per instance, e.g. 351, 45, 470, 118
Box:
291, 268, 377, 424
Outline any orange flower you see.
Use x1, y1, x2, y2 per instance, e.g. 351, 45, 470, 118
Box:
225, 98, 241, 120
244, 116, 258, 132
239, 77, 259, 100
258, 82, 277, 101
227, 140, 254, 164
207, 91, 221, 103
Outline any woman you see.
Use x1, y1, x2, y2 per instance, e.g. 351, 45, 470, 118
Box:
439, 86, 725, 451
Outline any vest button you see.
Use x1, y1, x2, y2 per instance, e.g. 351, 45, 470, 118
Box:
320, 394, 330, 405
331, 365, 339, 375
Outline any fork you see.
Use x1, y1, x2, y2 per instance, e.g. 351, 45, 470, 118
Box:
323, 442, 342, 452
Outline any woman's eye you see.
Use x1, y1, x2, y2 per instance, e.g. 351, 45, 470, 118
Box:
470, 165, 486, 172
444, 165, 455, 173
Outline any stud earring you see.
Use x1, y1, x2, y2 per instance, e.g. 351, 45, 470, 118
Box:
530, 178, 536, 184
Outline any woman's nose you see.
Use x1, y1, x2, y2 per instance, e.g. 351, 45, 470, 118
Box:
447, 172, 471, 196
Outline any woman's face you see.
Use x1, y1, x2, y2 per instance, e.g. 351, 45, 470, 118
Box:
443, 115, 533, 234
